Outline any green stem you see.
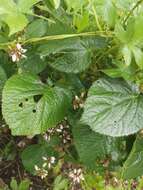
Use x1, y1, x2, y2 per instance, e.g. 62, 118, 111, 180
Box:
22, 31, 113, 45
27, 13, 55, 23
123, 0, 143, 24
0, 42, 14, 48
0, 31, 113, 48
88, 0, 103, 31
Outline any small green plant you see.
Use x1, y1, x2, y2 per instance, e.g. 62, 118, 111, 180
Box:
1, 0, 143, 189
0, 178, 30, 190
10, 178, 31, 190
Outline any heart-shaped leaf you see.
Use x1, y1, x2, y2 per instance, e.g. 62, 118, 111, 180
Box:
81, 78, 143, 137
2, 73, 72, 136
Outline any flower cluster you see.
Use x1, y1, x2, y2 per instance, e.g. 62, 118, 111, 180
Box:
68, 168, 84, 185
34, 156, 56, 179
9, 43, 27, 62
34, 165, 48, 179
43, 119, 72, 145
57, 123, 71, 144
62, 163, 84, 190
73, 92, 85, 110
43, 128, 55, 142
42, 156, 56, 169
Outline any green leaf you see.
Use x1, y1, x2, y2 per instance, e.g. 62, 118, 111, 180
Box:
81, 78, 143, 137
44, 0, 60, 10
0, 65, 7, 94
83, 36, 107, 49
73, 124, 122, 170
73, 12, 89, 32
39, 38, 92, 73
21, 144, 57, 174
0, 0, 40, 35
17, 0, 41, 13
65, 0, 86, 12
53, 175, 68, 190
2, 73, 72, 136
83, 173, 105, 190
116, 0, 134, 11
18, 52, 47, 74
115, 20, 134, 45
122, 135, 143, 179
0, 0, 16, 15
132, 16, 143, 44
19, 179, 31, 190
111, 60, 138, 82
4, 13, 28, 36
125, 18, 135, 44
115, 23, 127, 44
132, 47, 143, 70
10, 178, 18, 190
25, 19, 48, 38
101, 68, 122, 78
103, 0, 117, 28
0, 51, 16, 77
46, 22, 75, 35
50, 0, 61, 9
121, 45, 132, 66
0, 0, 28, 35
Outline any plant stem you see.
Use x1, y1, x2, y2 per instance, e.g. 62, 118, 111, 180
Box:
22, 31, 113, 45
0, 31, 113, 48
123, 0, 143, 24
88, 0, 103, 31
27, 13, 55, 23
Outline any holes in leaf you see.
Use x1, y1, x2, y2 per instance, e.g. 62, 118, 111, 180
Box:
32, 109, 36, 113
41, 78, 47, 84
33, 95, 43, 103
19, 102, 23, 108
25, 98, 28, 102
38, 73, 47, 84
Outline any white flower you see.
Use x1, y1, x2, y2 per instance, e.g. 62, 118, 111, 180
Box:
42, 156, 48, 161
42, 156, 56, 169
68, 168, 84, 184
40, 169, 48, 179
16, 43, 26, 52
11, 54, 17, 62
9, 43, 27, 62
34, 165, 48, 179
43, 133, 50, 141
48, 156, 56, 169
34, 165, 40, 171
50, 156, 56, 164
42, 163, 47, 168
56, 128, 63, 133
